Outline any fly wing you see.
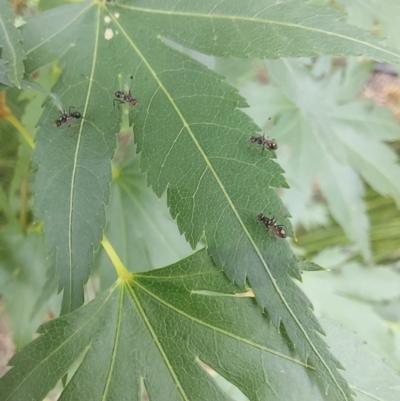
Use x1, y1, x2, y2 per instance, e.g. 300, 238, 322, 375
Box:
123, 74, 133, 94
52, 93, 64, 113
263, 116, 274, 137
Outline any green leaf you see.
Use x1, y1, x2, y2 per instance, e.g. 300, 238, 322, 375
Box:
0, 86, 29, 227
277, 106, 370, 261
115, 0, 400, 62
0, 226, 60, 348
22, 2, 93, 74
0, 70, 59, 99
322, 318, 400, 401
23, 2, 121, 314
3, 251, 400, 400
331, 99, 400, 142
94, 137, 195, 289
298, 259, 327, 272
22, 1, 400, 75
0, 0, 25, 88
301, 256, 400, 369
20, 2, 366, 397
297, 187, 400, 264
334, 123, 400, 209
116, 18, 351, 401
339, 0, 400, 51
373, 297, 400, 323
241, 58, 400, 261
318, 157, 371, 260
0, 249, 346, 401
0, 184, 15, 224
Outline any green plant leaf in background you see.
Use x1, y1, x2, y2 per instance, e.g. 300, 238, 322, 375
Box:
296, 185, 400, 265
0, 0, 25, 88
301, 246, 400, 370
93, 133, 195, 289
0, 85, 31, 227
0, 227, 60, 348
237, 57, 400, 261
338, 0, 400, 52
321, 318, 400, 401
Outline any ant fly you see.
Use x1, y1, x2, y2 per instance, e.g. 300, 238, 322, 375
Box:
249, 117, 277, 154
54, 107, 82, 127
249, 135, 277, 153
113, 75, 138, 108
257, 213, 287, 238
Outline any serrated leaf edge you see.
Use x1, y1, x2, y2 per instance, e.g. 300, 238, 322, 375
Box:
109, 10, 350, 400
4, 284, 117, 401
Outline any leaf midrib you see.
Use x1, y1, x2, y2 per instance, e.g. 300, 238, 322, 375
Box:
350, 385, 384, 401
126, 283, 190, 401
101, 286, 124, 400
118, 3, 400, 60
65, 5, 101, 313
109, 10, 349, 400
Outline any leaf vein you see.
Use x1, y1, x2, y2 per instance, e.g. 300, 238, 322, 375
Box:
101, 286, 125, 400
118, 4, 400, 60
66, 5, 101, 313
25, 3, 92, 56
134, 281, 312, 369
110, 8, 348, 399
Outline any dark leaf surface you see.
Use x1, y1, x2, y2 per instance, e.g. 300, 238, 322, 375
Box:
0, 250, 337, 401
18, 0, 398, 397
3, 250, 400, 400
24, 3, 121, 314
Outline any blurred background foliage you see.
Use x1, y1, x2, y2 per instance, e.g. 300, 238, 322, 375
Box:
1, 0, 400, 397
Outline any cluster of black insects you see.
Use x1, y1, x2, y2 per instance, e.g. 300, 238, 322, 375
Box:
54, 77, 285, 239
250, 123, 287, 239
53, 76, 138, 128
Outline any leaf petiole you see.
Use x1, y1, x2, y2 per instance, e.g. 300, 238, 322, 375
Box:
101, 235, 132, 282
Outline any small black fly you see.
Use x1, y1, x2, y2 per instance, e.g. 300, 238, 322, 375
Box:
113, 75, 138, 108
54, 107, 82, 127
257, 213, 287, 238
